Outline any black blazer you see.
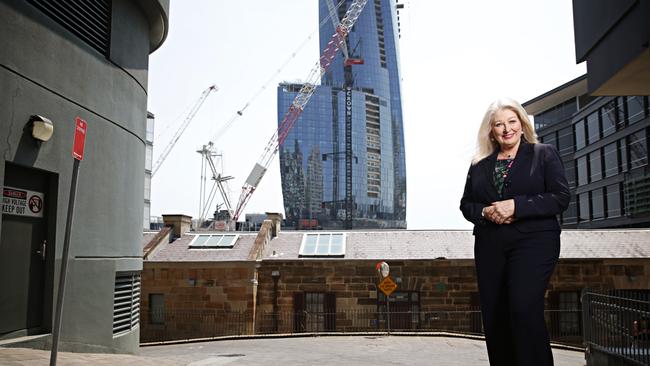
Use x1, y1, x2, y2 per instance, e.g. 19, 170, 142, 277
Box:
460, 141, 570, 235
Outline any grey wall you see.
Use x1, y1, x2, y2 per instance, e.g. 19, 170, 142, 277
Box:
0, 0, 168, 354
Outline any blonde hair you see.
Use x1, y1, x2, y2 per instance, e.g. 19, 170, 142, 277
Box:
471, 97, 538, 165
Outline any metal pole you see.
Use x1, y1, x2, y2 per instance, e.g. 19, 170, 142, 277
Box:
50, 158, 80, 366
387, 294, 390, 335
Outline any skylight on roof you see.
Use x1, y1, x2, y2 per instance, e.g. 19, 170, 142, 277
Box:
299, 233, 346, 257
189, 234, 238, 248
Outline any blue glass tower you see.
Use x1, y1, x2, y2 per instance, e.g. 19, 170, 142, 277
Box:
278, 0, 406, 229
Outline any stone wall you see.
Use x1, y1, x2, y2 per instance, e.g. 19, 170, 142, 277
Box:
140, 257, 650, 340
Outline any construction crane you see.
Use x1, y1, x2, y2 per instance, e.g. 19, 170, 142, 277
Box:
197, 142, 234, 229
231, 0, 369, 222
151, 85, 218, 177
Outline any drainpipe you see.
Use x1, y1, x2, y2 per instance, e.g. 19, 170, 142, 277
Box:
251, 261, 261, 334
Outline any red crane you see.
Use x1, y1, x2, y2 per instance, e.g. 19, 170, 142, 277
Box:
232, 0, 369, 221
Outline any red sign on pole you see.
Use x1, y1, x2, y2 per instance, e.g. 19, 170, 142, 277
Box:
72, 117, 87, 161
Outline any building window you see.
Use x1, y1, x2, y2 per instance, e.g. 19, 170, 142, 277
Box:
299, 233, 346, 256
628, 130, 648, 169
544, 132, 557, 149
603, 143, 618, 178
601, 99, 617, 137
293, 292, 336, 332
564, 159, 576, 187
377, 291, 420, 330
557, 127, 574, 157
563, 196, 578, 225
589, 150, 602, 182
577, 156, 588, 186
145, 145, 153, 172
587, 112, 600, 144
606, 184, 622, 218
578, 192, 590, 222
592, 188, 605, 220
557, 292, 581, 336
627, 96, 645, 124
189, 234, 238, 248
575, 120, 586, 150
620, 139, 628, 172
149, 294, 165, 325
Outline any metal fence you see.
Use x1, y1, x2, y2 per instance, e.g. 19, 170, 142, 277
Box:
141, 308, 583, 346
582, 290, 650, 366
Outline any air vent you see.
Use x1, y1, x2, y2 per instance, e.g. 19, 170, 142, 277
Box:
113, 272, 140, 335
26, 0, 111, 56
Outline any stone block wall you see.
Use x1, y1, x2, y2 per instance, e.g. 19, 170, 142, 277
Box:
140, 262, 256, 342
140, 257, 650, 340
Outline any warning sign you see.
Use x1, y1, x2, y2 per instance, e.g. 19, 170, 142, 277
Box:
378, 276, 398, 296
2, 186, 44, 218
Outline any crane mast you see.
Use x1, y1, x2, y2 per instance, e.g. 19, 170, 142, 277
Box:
151, 85, 218, 177
232, 0, 368, 221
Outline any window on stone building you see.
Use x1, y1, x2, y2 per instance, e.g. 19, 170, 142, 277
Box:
149, 293, 165, 325
189, 234, 238, 248
377, 291, 420, 330
299, 233, 346, 256
549, 291, 581, 337
293, 292, 336, 332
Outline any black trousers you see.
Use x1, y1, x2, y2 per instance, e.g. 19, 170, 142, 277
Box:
474, 226, 560, 366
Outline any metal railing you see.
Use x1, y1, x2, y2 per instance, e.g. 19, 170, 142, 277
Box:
141, 308, 584, 346
582, 290, 650, 366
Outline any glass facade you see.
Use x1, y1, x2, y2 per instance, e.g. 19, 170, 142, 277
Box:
278, 0, 406, 229
531, 89, 650, 228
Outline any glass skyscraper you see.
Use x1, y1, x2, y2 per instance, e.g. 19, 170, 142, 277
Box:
278, 0, 406, 229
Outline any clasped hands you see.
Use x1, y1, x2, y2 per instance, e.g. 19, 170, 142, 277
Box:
483, 199, 515, 225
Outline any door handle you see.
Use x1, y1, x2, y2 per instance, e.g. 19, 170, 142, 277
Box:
35, 240, 46, 261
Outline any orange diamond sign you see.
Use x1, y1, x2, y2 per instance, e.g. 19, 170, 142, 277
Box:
378, 276, 397, 296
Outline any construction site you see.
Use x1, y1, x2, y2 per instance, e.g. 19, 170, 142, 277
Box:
149, 0, 407, 231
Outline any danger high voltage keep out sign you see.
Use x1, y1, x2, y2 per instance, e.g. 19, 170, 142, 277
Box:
2, 186, 44, 218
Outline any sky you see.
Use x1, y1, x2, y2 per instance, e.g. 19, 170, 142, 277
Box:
148, 0, 586, 230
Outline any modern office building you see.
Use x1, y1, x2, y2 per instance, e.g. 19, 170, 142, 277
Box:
524, 75, 650, 229
572, 0, 650, 95
145, 112, 155, 230
0, 0, 168, 353
278, 0, 406, 230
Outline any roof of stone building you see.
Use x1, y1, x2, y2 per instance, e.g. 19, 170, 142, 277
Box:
144, 229, 650, 262
146, 232, 259, 262
263, 229, 650, 261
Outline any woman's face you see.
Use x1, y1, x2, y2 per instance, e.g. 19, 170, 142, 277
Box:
491, 108, 523, 150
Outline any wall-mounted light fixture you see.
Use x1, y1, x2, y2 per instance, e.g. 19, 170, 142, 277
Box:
30, 115, 54, 142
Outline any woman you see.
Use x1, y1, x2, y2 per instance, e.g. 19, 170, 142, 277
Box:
460, 98, 570, 366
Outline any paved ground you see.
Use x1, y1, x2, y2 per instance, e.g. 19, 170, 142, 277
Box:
1, 335, 586, 365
